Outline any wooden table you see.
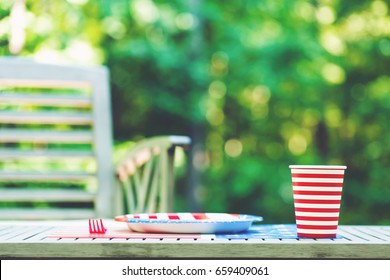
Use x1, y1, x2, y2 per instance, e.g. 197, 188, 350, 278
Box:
0, 220, 389, 259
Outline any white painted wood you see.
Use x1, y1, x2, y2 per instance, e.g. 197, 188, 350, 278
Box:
0, 111, 92, 125
0, 149, 94, 159
0, 171, 95, 181
0, 93, 91, 107
0, 189, 95, 201
340, 226, 387, 242
0, 209, 94, 220
0, 129, 93, 143
89, 66, 114, 218
0, 57, 113, 219
347, 226, 390, 242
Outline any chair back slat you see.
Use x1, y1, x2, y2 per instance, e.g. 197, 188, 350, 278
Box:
0, 111, 93, 125
0, 149, 94, 159
0, 92, 91, 107
0, 129, 93, 143
0, 189, 95, 202
0, 208, 95, 220
0, 171, 95, 181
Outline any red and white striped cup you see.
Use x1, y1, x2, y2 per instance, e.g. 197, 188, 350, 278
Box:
289, 165, 347, 238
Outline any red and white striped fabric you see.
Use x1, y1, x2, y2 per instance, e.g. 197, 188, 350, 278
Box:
289, 165, 347, 238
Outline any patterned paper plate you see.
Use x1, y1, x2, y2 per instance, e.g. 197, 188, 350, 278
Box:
114, 212, 263, 234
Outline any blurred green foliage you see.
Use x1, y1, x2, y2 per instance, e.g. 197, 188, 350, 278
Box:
1, 0, 389, 224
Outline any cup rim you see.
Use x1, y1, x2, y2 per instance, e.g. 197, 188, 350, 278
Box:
289, 165, 347, 169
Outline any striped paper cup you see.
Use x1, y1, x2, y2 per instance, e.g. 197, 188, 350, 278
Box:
289, 165, 347, 238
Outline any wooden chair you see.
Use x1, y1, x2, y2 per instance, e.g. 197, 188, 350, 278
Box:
115, 135, 191, 215
0, 57, 114, 219
0, 57, 191, 220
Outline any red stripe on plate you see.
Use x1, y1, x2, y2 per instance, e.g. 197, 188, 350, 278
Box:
168, 214, 180, 220
292, 174, 344, 178
295, 208, 340, 212
293, 190, 342, 196
133, 215, 140, 219
297, 224, 338, 230
293, 182, 343, 187
148, 214, 157, 219
294, 199, 341, 204
192, 213, 209, 220
295, 216, 339, 221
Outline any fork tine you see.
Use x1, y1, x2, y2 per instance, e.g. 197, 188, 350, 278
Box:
93, 219, 98, 232
88, 219, 107, 234
99, 219, 107, 233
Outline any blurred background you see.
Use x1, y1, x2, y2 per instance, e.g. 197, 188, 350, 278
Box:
0, 0, 389, 224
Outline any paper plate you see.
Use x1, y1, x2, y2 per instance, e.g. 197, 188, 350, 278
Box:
114, 212, 263, 234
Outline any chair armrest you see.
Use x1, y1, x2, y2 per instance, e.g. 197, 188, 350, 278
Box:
113, 135, 191, 214
115, 135, 191, 168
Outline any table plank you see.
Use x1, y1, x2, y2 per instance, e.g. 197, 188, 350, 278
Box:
368, 227, 390, 241
340, 226, 388, 242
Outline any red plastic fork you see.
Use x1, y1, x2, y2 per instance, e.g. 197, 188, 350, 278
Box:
88, 219, 107, 234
